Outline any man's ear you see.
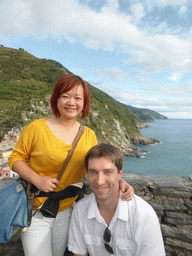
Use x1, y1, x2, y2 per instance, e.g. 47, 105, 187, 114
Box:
118, 169, 123, 179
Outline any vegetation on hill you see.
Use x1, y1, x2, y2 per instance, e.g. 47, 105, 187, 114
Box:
125, 105, 168, 122
0, 46, 160, 156
0, 47, 71, 129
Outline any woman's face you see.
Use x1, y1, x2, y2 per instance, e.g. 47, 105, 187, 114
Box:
57, 84, 84, 120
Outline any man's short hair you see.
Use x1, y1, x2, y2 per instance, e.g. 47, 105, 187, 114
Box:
85, 143, 123, 173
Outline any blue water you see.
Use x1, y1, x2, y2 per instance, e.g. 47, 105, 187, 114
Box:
123, 119, 192, 178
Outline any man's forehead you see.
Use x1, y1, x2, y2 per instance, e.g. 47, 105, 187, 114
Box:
88, 157, 114, 165
88, 157, 117, 170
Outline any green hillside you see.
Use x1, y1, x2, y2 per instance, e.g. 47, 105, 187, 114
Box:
0, 47, 70, 128
0, 46, 158, 156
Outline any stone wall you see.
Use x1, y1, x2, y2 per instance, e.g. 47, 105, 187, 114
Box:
120, 174, 192, 256
0, 174, 192, 256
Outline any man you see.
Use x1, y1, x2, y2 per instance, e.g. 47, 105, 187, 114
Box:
68, 143, 165, 256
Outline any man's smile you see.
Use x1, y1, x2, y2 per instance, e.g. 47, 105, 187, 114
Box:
93, 186, 108, 192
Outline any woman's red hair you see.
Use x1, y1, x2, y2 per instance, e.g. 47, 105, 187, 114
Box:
50, 74, 90, 119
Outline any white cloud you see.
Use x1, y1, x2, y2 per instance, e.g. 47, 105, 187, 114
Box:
71, 68, 85, 75
145, 83, 192, 97
184, 58, 192, 64
1, 0, 192, 76
145, 0, 190, 10
169, 73, 182, 82
88, 77, 192, 118
0, 0, 32, 38
96, 84, 146, 105
94, 83, 167, 107
164, 112, 192, 119
179, 5, 188, 13
130, 3, 146, 24
100, 83, 192, 118
133, 76, 153, 84
90, 67, 129, 82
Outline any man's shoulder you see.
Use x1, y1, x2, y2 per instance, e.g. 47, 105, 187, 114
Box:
73, 193, 95, 212
130, 195, 157, 218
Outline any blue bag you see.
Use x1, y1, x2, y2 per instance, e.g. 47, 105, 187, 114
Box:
0, 180, 28, 243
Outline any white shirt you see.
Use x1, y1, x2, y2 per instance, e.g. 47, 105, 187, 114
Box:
68, 192, 165, 256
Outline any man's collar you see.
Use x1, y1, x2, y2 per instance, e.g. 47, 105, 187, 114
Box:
87, 192, 128, 223
87, 193, 106, 225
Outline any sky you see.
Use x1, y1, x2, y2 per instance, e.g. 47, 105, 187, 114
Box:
1, 0, 192, 119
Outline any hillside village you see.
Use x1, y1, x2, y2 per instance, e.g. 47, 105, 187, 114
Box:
0, 127, 21, 178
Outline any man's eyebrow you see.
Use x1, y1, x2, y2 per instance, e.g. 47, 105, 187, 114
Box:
104, 168, 116, 172
88, 168, 114, 171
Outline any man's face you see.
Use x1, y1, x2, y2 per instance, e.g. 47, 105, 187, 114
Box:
87, 157, 122, 202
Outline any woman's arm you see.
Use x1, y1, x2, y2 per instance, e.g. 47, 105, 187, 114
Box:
13, 161, 59, 192
119, 178, 134, 201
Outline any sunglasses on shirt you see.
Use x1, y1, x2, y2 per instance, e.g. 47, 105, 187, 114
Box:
103, 227, 114, 254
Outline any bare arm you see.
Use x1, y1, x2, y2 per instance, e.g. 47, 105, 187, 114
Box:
119, 178, 134, 201
13, 161, 59, 192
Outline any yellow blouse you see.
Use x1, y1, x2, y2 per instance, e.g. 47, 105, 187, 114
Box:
8, 118, 97, 212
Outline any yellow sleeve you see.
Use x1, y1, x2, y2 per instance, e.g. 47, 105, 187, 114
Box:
8, 121, 37, 170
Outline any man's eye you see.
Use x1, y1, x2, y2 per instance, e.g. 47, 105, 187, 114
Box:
105, 170, 112, 174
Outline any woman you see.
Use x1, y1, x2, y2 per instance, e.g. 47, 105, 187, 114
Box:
8, 74, 134, 256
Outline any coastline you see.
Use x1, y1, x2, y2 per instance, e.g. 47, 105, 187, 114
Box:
123, 119, 192, 178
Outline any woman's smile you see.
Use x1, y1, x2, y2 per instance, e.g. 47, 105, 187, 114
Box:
57, 84, 84, 120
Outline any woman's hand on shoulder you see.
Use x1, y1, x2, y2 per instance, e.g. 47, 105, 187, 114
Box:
119, 178, 134, 201
34, 176, 59, 192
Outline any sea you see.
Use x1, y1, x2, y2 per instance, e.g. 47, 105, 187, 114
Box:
123, 119, 192, 178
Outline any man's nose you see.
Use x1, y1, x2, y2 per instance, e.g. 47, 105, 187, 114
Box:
96, 173, 105, 185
